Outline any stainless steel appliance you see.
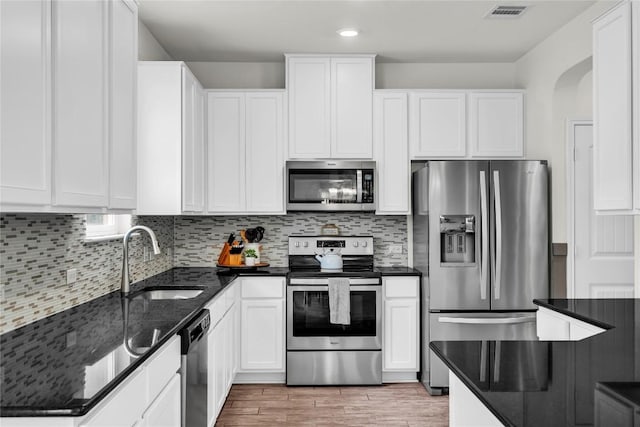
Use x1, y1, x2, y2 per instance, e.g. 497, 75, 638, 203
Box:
179, 309, 211, 427
287, 236, 382, 385
413, 161, 549, 394
286, 161, 375, 211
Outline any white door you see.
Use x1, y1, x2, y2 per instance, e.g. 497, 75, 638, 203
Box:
207, 92, 245, 213
53, 0, 108, 207
109, 0, 137, 210
331, 57, 374, 158
245, 92, 285, 213
572, 123, 635, 298
409, 92, 466, 158
0, 0, 52, 206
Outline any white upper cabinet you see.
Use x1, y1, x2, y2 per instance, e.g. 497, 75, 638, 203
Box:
374, 92, 410, 214
408, 90, 524, 160
468, 91, 524, 158
108, 0, 137, 210
137, 62, 205, 215
53, 0, 108, 207
410, 92, 466, 158
0, 0, 138, 213
0, 0, 52, 206
287, 54, 374, 159
593, 1, 639, 213
207, 90, 285, 215
207, 92, 246, 213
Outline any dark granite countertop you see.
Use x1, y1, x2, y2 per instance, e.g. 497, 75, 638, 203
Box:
375, 266, 422, 276
431, 298, 640, 426
0, 267, 286, 417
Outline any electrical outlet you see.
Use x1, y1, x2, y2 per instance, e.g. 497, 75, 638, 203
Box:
66, 331, 77, 348
143, 246, 150, 262
66, 268, 77, 285
388, 245, 403, 254
165, 247, 172, 258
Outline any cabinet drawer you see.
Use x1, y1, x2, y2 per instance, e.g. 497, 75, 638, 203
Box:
242, 277, 285, 298
225, 282, 239, 311
146, 336, 180, 402
384, 277, 419, 298
206, 292, 226, 326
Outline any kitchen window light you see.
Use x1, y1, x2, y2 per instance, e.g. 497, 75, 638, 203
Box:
85, 214, 132, 242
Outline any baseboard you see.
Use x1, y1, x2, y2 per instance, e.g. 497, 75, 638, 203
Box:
233, 372, 286, 384
382, 371, 419, 383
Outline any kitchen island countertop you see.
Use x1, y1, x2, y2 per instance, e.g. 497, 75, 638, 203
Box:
0, 267, 286, 417
431, 298, 640, 426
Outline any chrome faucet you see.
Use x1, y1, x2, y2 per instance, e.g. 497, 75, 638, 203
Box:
121, 225, 161, 295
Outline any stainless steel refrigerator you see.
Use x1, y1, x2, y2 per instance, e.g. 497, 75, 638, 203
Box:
413, 160, 549, 394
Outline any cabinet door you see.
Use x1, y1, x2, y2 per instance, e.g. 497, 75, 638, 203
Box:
207, 92, 246, 212
0, 0, 52, 206
224, 308, 235, 394
383, 298, 418, 371
468, 92, 523, 158
245, 92, 285, 213
240, 299, 284, 371
81, 369, 145, 427
182, 69, 205, 212
287, 57, 331, 158
374, 92, 409, 214
212, 320, 227, 417
410, 92, 466, 158
593, 2, 633, 211
141, 374, 181, 427
331, 57, 374, 158
108, 0, 137, 210
53, 0, 108, 207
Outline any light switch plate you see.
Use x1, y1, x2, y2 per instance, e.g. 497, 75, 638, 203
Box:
66, 268, 77, 285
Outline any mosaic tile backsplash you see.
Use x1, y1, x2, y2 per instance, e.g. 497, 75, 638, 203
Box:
174, 213, 408, 268
1, 212, 407, 333
0, 214, 173, 333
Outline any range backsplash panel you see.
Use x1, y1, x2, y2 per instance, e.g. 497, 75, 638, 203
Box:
174, 213, 408, 267
0, 214, 173, 333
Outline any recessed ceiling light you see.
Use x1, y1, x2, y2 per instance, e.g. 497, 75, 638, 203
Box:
337, 29, 359, 37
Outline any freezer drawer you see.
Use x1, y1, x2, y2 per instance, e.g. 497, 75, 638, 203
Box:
428, 312, 538, 388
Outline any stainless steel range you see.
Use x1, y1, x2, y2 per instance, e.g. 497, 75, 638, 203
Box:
286, 236, 382, 385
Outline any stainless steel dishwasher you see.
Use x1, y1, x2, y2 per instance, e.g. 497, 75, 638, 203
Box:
179, 309, 211, 427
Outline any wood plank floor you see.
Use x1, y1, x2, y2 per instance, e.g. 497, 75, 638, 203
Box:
215, 383, 449, 426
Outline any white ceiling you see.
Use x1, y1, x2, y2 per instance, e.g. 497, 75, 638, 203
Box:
138, 0, 595, 63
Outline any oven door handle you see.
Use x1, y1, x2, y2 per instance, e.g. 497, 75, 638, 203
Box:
288, 285, 382, 292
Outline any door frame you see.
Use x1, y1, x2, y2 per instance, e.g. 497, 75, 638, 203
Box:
566, 119, 593, 298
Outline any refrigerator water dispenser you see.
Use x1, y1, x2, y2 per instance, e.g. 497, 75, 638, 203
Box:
440, 215, 475, 264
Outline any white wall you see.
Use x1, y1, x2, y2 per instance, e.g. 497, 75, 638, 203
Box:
376, 63, 517, 89
185, 61, 518, 89
139, 21, 172, 61
515, 1, 615, 243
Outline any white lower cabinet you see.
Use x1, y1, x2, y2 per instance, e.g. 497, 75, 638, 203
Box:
449, 371, 502, 427
536, 306, 606, 341
140, 374, 181, 427
236, 277, 285, 382
81, 336, 181, 427
382, 276, 420, 382
205, 281, 238, 424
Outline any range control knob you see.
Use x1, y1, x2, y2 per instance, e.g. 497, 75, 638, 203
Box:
362, 241, 368, 248
294, 241, 300, 247
353, 241, 359, 247
303, 241, 309, 248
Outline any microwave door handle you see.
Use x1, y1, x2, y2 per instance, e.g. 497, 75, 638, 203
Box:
356, 170, 363, 203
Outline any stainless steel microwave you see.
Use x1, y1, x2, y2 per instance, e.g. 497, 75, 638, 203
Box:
286, 161, 375, 211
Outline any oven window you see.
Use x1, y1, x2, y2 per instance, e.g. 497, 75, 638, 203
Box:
292, 290, 377, 336
289, 170, 358, 204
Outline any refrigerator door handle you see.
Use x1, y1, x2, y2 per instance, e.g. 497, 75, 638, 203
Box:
493, 170, 503, 300
437, 316, 536, 325
479, 171, 489, 300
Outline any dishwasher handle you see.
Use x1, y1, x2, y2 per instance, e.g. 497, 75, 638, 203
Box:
437, 315, 536, 325
180, 309, 211, 354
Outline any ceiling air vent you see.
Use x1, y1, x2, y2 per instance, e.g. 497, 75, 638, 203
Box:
485, 5, 528, 18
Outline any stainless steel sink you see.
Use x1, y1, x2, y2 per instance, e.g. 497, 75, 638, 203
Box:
136, 288, 204, 300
